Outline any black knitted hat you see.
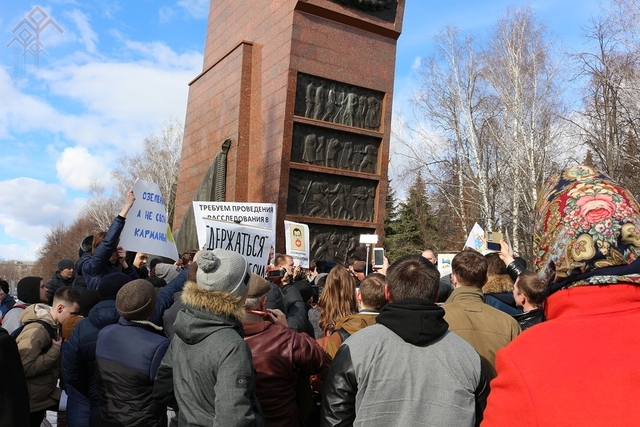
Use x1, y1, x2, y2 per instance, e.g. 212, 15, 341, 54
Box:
97, 273, 131, 301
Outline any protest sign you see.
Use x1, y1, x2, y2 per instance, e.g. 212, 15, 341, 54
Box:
200, 217, 275, 277
120, 179, 179, 260
464, 222, 486, 252
284, 221, 310, 268
437, 253, 456, 277
192, 201, 276, 249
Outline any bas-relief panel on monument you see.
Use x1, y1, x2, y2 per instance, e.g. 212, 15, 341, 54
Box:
288, 170, 377, 222
294, 73, 384, 132
328, 0, 398, 23
291, 123, 380, 173
309, 224, 373, 265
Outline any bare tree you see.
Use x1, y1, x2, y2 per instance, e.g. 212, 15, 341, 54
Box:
483, 6, 566, 254
36, 119, 184, 271
570, 15, 640, 197
397, 26, 496, 240
395, 9, 566, 253
33, 216, 96, 277
111, 118, 183, 225
81, 182, 123, 232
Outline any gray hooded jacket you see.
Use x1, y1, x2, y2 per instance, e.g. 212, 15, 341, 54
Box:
153, 281, 264, 427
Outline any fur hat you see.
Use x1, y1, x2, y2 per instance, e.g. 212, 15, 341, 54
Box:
154, 263, 181, 283
97, 273, 132, 301
57, 258, 74, 272
535, 165, 640, 295
116, 279, 157, 321
196, 249, 250, 298
247, 274, 271, 298
17, 276, 43, 304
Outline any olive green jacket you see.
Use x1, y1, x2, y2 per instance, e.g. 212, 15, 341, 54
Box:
443, 287, 521, 380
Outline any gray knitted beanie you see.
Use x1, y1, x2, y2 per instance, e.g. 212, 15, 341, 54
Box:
196, 249, 250, 298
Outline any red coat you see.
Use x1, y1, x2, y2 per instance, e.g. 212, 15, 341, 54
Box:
482, 284, 640, 427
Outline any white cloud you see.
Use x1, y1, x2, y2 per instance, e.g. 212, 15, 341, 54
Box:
67, 9, 98, 53
56, 146, 112, 190
0, 38, 201, 151
411, 56, 423, 71
177, 0, 209, 19
0, 177, 87, 260
0, 178, 79, 227
159, 6, 176, 23
0, 242, 43, 263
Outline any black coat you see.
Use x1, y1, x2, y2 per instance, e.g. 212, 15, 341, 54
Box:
45, 271, 74, 305
512, 308, 545, 330
0, 327, 30, 427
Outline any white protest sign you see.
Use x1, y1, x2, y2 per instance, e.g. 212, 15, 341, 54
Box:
437, 253, 456, 277
200, 217, 275, 277
284, 220, 310, 268
192, 201, 276, 249
120, 179, 179, 260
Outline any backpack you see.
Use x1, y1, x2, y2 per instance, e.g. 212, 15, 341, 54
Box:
0, 302, 27, 324
11, 320, 57, 354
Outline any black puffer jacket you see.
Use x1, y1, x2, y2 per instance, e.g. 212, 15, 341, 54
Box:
45, 271, 73, 305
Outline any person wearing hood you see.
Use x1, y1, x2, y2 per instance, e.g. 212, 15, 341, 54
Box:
153, 249, 264, 426
16, 286, 80, 427
482, 166, 640, 426
1, 276, 47, 335
321, 255, 489, 427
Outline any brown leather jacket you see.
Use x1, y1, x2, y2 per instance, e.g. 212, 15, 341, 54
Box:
243, 320, 325, 427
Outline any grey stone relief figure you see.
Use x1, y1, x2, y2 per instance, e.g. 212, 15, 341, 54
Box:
297, 127, 378, 173
288, 172, 375, 222
296, 74, 383, 132
173, 139, 231, 253
310, 227, 373, 265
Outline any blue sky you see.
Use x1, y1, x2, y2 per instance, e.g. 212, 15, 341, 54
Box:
0, 0, 602, 261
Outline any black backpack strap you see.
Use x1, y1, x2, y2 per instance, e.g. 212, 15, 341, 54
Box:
11, 320, 57, 344
335, 328, 350, 343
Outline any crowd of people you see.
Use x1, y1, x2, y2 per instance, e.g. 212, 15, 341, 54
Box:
1, 164, 640, 427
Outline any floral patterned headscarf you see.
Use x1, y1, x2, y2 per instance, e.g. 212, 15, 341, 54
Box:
534, 165, 640, 295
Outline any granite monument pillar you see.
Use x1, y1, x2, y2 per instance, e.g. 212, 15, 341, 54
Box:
174, 0, 405, 264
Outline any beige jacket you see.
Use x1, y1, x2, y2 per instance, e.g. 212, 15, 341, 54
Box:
443, 286, 521, 380
17, 303, 61, 412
